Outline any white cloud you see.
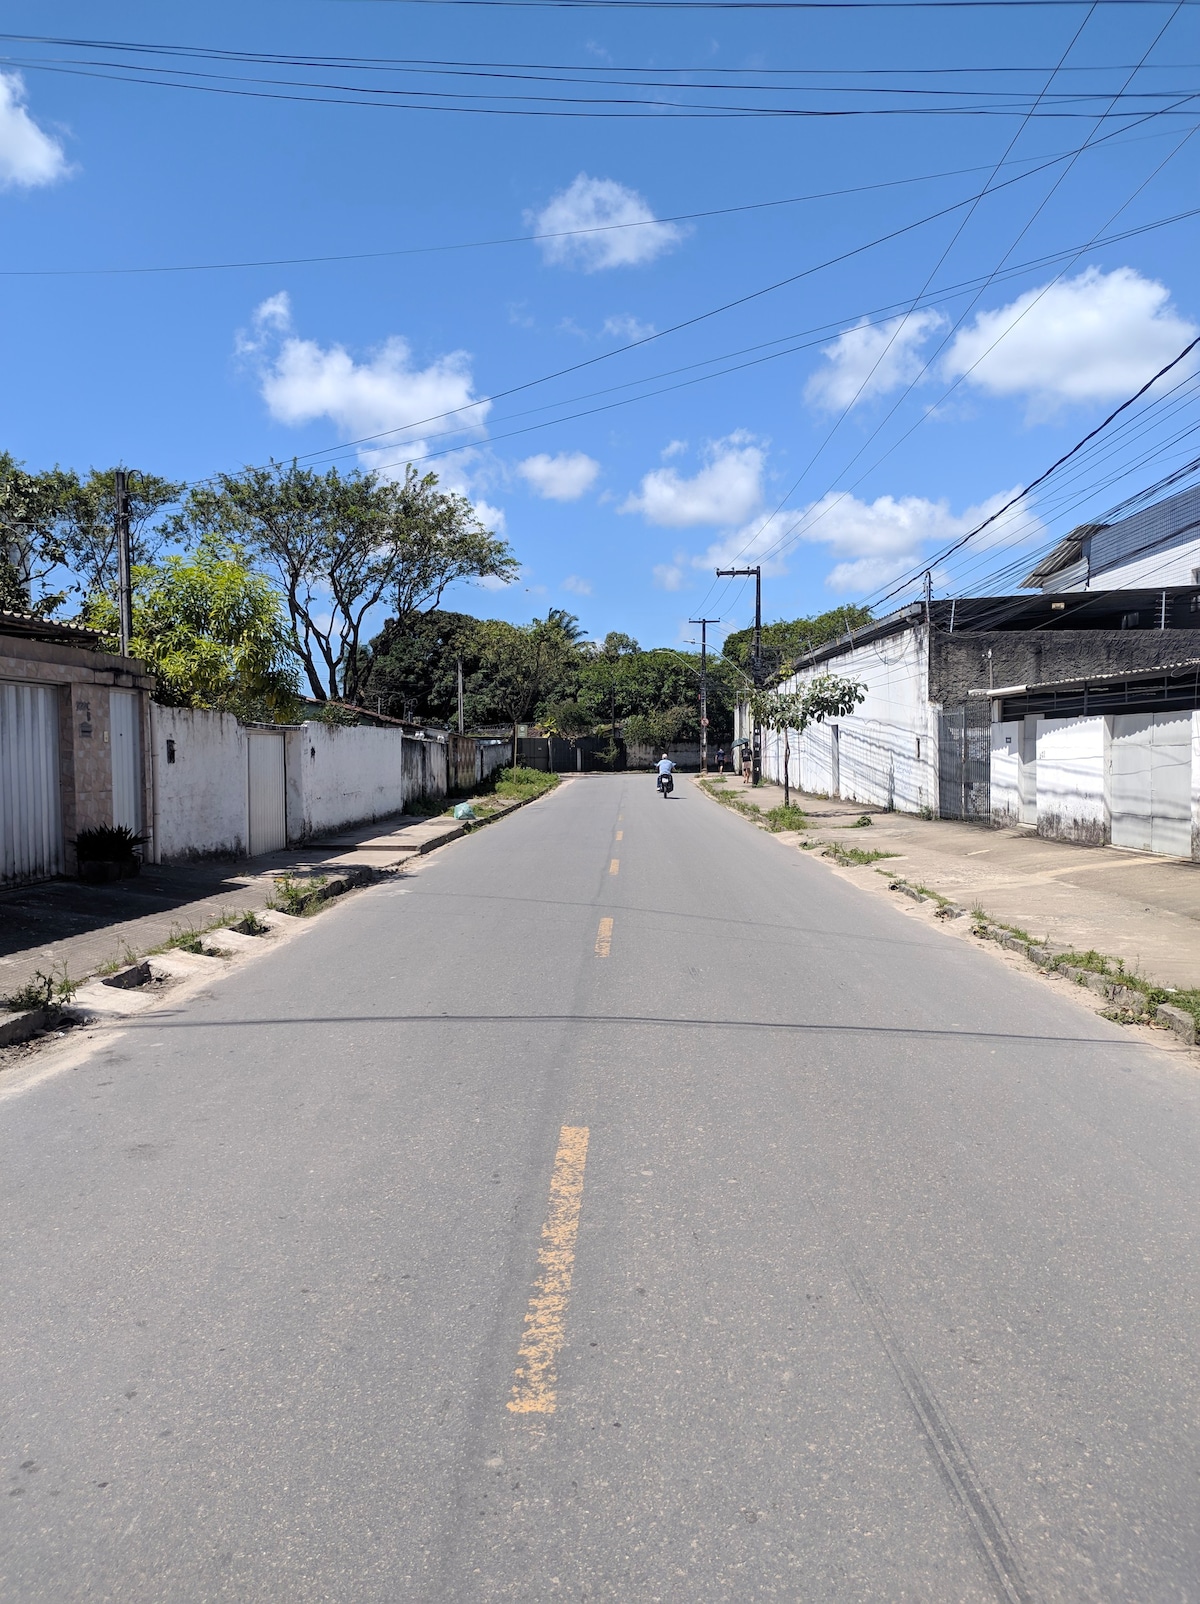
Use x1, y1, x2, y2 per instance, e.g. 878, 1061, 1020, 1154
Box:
805, 310, 947, 411
518, 451, 600, 501
661, 439, 688, 460
0, 71, 70, 189
692, 508, 795, 579
562, 574, 593, 595
944, 267, 1198, 410
603, 313, 656, 342
472, 499, 507, 535
243, 293, 491, 476
653, 561, 686, 591
529, 174, 685, 272
622, 433, 765, 528
790, 487, 1042, 593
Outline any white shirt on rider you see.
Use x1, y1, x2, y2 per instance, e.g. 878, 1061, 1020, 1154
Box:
656, 758, 675, 775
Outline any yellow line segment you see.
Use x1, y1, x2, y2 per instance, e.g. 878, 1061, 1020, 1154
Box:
595, 917, 613, 957
615, 830, 623, 841
507, 1125, 590, 1415
609, 858, 619, 875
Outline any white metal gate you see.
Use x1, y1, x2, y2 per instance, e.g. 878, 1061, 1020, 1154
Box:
247, 729, 286, 855
0, 681, 63, 886
1110, 711, 1192, 856
109, 689, 142, 835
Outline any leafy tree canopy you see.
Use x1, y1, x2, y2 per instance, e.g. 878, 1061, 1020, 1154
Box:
723, 605, 874, 681
85, 540, 300, 722
180, 460, 517, 704
0, 454, 181, 615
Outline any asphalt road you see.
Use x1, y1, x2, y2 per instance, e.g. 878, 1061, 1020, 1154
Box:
2, 774, 1198, 1602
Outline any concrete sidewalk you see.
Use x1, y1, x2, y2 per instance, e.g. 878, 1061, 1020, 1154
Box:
0, 809, 476, 1001
697, 775, 1200, 989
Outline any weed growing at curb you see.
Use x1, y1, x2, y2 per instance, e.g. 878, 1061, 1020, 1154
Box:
495, 767, 560, 803
824, 842, 899, 866
269, 873, 329, 916
765, 802, 810, 833
2, 966, 77, 1013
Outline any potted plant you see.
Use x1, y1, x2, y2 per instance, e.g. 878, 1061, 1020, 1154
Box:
73, 824, 148, 883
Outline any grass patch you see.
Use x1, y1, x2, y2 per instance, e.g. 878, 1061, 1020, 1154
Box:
765, 802, 810, 833
2, 966, 76, 1013
269, 872, 329, 916
494, 766, 560, 803
824, 842, 900, 866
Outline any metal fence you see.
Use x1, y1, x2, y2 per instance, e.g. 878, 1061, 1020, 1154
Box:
937, 702, 991, 822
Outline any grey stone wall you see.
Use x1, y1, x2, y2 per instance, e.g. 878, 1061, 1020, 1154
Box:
928, 629, 1200, 704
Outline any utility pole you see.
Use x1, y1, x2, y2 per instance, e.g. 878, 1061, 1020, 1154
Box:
114, 468, 134, 658
689, 616, 720, 774
456, 656, 465, 734
715, 565, 762, 784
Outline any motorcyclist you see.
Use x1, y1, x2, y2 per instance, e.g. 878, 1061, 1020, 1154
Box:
656, 753, 675, 794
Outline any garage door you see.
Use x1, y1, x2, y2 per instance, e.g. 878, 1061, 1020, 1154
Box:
247, 729, 287, 855
1110, 711, 1192, 857
0, 681, 64, 886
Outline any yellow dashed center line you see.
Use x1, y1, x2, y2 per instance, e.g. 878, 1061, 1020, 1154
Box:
507, 1125, 590, 1416
595, 917, 613, 957
609, 858, 619, 876
615, 830, 623, 841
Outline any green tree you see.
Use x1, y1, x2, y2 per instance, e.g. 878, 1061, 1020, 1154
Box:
724, 605, 874, 682
359, 607, 491, 725
0, 454, 182, 615
86, 541, 300, 721
476, 616, 582, 763
750, 675, 866, 805
181, 461, 517, 704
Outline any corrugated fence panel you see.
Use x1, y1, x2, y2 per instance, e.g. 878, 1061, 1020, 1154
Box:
247, 729, 287, 855
110, 689, 142, 834
0, 680, 64, 887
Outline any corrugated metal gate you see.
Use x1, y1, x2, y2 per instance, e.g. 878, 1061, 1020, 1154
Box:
1110, 711, 1192, 856
0, 680, 63, 886
938, 702, 991, 821
109, 689, 142, 834
247, 729, 287, 855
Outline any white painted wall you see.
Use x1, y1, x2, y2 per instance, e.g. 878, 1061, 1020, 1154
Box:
1035, 715, 1107, 845
150, 705, 249, 861
291, 722, 408, 839
761, 626, 938, 813
1088, 539, 1200, 590
990, 719, 1021, 826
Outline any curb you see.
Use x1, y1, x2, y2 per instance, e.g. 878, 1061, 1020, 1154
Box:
0, 786, 561, 1052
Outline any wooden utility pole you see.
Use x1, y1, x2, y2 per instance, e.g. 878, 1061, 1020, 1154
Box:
114, 468, 134, 657
715, 566, 762, 783
689, 616, 720, 774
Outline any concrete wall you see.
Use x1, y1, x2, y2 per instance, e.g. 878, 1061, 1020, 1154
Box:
625, 741, 702, 771
1035, 715, 1108, 845
150, 705, 249, 861
149, 709, 457, 860
929, 628, 1200, 705
290, 723, 408, 839
762, 626, 938, 813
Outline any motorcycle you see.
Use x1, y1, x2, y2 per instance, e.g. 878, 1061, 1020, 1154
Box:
656, 771, 674, 798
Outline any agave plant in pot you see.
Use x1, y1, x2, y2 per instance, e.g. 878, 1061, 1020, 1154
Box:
74, 824, 148, 883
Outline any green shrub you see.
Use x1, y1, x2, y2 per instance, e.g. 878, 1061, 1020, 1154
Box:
74, 824, 147, 863
494, 767, 560, 802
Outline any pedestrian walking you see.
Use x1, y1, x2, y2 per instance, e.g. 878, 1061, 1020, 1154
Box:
716, 745, 725, 773
742, 744, 753, 785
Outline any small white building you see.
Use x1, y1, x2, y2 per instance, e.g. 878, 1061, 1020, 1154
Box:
1025, 482, 1200, 593
753, 587, 1200, 860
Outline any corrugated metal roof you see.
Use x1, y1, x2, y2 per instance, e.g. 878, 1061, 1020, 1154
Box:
0, 609, 101, 645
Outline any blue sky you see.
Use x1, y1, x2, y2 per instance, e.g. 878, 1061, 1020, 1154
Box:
3, 1, 1199, 648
